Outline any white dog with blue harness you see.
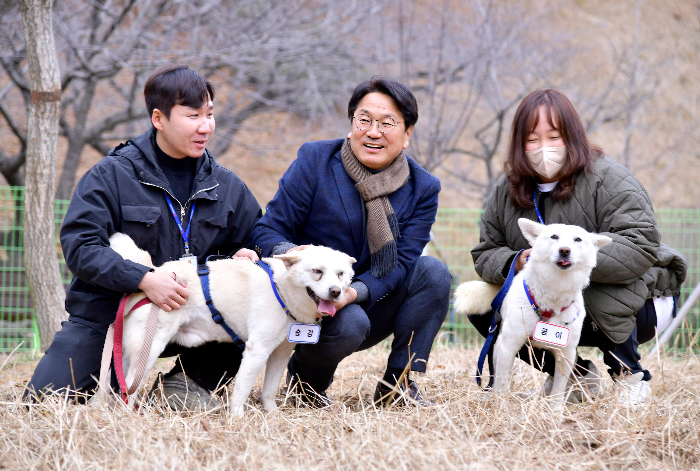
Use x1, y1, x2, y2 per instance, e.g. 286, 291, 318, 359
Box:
104, 233, 356, 416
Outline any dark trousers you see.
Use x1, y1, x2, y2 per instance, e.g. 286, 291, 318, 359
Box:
25, 315, 243, 402
290, 256, 452, 392
468, 298, 662, 383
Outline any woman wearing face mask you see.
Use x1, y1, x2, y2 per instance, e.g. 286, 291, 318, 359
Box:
468, 89, 687, 406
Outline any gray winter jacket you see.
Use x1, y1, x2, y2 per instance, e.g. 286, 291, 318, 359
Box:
471, 155, 687, 344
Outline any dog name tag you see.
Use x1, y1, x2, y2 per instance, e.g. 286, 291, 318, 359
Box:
532, 321, 569, 347
180, 255, 198, 266
288, 323, 321, 344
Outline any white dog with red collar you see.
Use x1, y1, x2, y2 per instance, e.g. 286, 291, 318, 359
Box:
455, 218, 611, 410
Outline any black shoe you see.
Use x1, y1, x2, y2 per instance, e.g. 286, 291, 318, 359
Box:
374, 378, 433, 407
147, 372, 223, 411
286, 370, 332, 409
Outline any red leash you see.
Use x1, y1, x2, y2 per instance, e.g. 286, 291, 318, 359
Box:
113, 296, 152, 403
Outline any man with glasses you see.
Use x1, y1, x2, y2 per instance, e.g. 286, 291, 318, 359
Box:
253, 78, 451, 407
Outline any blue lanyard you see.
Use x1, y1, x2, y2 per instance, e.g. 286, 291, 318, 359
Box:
532, 191, 545, 224
164, 193, 196, 255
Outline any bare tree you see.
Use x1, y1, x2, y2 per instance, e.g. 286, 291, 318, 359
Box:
19, 0, 67, 349
193, 0, 380, 157
573, 0, 665, 166
0, 0, 376, 200
566, 0, 700, 203
366, 0, 696, 206
371, 0, 571, 201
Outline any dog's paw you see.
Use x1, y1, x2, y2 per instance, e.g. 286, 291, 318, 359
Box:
229, 404, 245, 418
548, 400, 566, 415
261, 398, 278, 413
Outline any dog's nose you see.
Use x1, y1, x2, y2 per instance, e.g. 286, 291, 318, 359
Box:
559, 247, 571, 257
329, 286, 341, 299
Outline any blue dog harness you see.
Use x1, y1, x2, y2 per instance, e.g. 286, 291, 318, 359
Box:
198, 263, 246, 350
475, 192, 544, 386
255, 260, 297, 322
197, 258, 301, 351
475, 249, 524, 388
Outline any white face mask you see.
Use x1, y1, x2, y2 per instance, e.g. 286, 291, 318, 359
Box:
524, 145, 567, 180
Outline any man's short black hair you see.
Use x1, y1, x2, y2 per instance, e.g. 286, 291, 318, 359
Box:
347, 77, 418, 129
144, 65, 215, 119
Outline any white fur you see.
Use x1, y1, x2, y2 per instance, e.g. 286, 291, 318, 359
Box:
106, 233, 356, 417
454, 218, 611, 410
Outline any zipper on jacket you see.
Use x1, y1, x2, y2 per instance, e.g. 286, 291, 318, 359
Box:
140, 182, 186, 219
141, 181, 219, 223
185, 184, 219, 209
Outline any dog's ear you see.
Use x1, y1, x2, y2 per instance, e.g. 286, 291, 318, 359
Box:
591, 234, 613, 250
348, 256, 357, 265
518, 218, 545, 246
273, 253, 300, 269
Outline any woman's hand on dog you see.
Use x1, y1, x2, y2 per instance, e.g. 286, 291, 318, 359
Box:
138, 272, 189, 312
515, 248, 532, 273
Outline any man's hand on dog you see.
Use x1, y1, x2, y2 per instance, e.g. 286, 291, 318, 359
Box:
515, 248, 532, 273
138, 272, 189, 312
232, 248, 259, 261
333, 286, 357, 311
286, 245, 312, 253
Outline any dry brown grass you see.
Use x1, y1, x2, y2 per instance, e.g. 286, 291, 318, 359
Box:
1, 343, 699, 470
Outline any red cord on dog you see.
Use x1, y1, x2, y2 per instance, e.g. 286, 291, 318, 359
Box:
113, 296, 152, 403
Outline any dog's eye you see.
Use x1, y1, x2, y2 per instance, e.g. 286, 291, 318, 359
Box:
550, 234, 559, 240
337, 271, 344, 278
574, 237, 582, 242
312, 269, 323, 275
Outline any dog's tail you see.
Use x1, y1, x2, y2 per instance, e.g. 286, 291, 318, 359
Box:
109, 232, 154, 268
453, 281, 501, 315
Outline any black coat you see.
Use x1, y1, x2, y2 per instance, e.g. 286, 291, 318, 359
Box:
60, 128, 262, 326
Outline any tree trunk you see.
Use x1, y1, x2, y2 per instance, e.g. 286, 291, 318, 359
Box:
56, 136, 86, 201
19, 0, 68, 350
56, 80, 96, 201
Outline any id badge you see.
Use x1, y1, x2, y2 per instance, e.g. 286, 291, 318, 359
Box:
532, 321, 569, 347
180, 255, 198, 266
287, 323, 321, 344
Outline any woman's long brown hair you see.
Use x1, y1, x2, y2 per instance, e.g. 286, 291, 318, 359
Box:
504, 89, 603, 209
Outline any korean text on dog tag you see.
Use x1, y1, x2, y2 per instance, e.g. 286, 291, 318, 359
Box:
532, 321, 569, 347
180, 255, 198, 266
288, 323, 321, 344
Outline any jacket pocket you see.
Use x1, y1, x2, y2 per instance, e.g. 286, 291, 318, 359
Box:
194, 212, 233, 255
121, 205, 161, 250
122, 205, 161, 224
205, 213, 228, 228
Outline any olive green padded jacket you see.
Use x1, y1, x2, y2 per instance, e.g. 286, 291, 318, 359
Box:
471, 156, 687, 344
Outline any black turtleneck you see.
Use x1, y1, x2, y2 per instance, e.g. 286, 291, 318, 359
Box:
154, 141, 201, 207
537, 191, 550, 224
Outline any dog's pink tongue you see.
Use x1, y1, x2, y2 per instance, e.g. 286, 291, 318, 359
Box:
318, 299, 336, 317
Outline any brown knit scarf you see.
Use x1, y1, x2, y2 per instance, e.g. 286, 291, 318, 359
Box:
341, 138, 410, 277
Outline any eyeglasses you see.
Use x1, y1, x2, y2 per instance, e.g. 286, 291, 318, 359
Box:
353, 114, 402, 134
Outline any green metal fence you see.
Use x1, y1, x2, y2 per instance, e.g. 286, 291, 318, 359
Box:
1, 185, 699, 352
